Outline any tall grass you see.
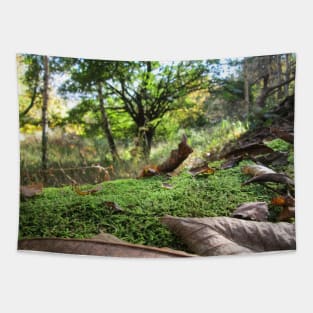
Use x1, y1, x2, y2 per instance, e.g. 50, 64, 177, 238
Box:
20, 119, 248, 185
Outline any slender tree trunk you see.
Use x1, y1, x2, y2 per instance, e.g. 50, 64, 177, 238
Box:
243, 58, 250, 117
277, 55, 283, 99
97, 82, 120, 163
142, 127, 154, 161
284, 54, 290, 97
41, 55, 49, 182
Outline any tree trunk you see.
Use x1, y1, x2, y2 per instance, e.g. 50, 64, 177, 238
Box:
97, 82, 120, 163
284, 54, 290, 97
243, 58, 250, 117
142, 127, 154, 161
41, 55, 49, 182
276, 55, 283, 99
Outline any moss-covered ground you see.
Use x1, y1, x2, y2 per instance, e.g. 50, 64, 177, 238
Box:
19, 160, 282, 251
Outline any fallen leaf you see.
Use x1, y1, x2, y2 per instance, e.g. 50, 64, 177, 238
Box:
220, 156, 243, 169
188, 165, 215, 176
241, 164, 276, 176
271, 195, 295, 207
223, 143, 274, 159
255, 151, 288, 167
17, 237, 194, 258
73, 184, 102, 196
242, 173, 294, 186
20, 183, 43, 199
231, 202, 269, 221
278, 207, 295, 221
270, 127, 294, 144
162, 182, 174, 189
157, 134, 193, 173
103, 201, 124, 212
161, 215, 296, 256
138, 165, 159, 178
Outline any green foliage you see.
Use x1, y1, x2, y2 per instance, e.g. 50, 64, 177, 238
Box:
264, 138, 291, 152
19, 162, 276, 251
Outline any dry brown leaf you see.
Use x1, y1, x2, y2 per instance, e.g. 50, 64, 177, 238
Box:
73, 184, 102, 196
161, 215, 296, 256
188, 165, 215, 176
231, 202, 269, 221
223, 143, 274, 159
138, 165, 159, 178
278, 207, 295, 221
157, 134, 193, 173
220, 156, 243, 169
20, 183, 43, 199
138, 135, 193, 178
242, 173, 294, 186
17, 237, 194, 258
241, 164, 276, 176
271, 195, 295, 207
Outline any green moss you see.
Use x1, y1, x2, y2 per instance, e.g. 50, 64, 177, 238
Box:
264, 138, 291, 152
19, 162, 277, 251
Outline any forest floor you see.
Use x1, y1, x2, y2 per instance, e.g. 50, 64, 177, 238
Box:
19, 159, 285, 252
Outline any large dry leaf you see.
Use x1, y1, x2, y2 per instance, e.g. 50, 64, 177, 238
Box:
161, 215, 296, 256
231, 202, 269, 221
157, 134, 193, 173
18, 237, 194, 258
20, 183, 43, 199
242, 173, 294, 186
223, 143, 274, 159
241, 164, 276, 176
138, 135, 193, 177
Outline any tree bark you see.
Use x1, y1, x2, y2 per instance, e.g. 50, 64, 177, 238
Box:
97, 82, 120, 163
41, 55, 49, 182
243, 58, 250, 117
276, 55, 283, 99
141, 127, 154, 161
284, 54, 290, 97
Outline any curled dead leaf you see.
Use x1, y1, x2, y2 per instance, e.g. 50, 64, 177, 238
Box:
161, 215, 296, 256
241, 164, 276, 176
242, 173, 294, 186
157, 134, 193, 173
138, 135, 193, 178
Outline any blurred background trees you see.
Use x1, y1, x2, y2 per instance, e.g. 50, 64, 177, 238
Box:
17, 53, 296, 185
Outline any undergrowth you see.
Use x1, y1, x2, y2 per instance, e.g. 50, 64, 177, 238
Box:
19, 161, 277, 251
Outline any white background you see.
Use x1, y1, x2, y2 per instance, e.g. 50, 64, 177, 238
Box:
0, 1, 312, 312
